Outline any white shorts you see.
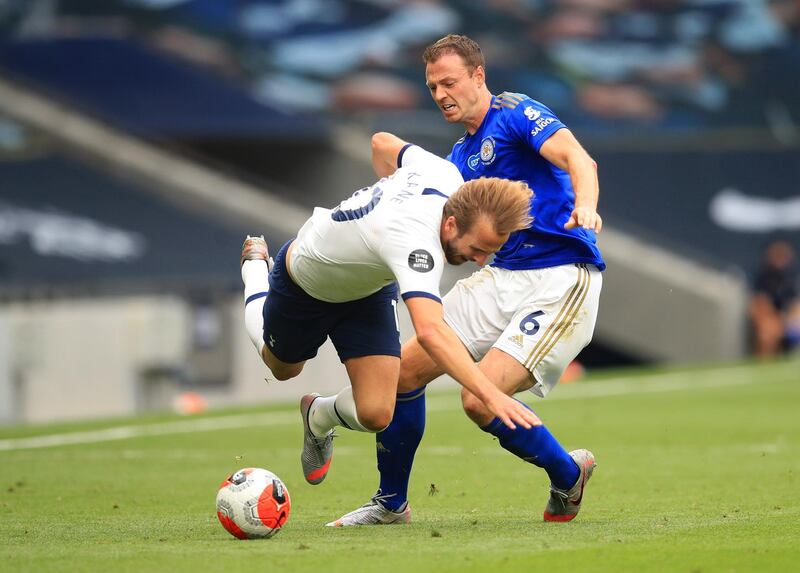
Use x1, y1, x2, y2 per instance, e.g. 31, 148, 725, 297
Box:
443, 263, 602, 398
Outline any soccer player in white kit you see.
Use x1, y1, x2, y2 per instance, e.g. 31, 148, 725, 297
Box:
240, 138, 539, 490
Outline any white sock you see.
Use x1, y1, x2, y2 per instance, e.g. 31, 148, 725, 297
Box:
242, 260, 269, 353
309, 386, 370, 436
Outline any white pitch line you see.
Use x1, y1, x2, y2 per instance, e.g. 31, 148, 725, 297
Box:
0, 363, 793, 452
0, 412, 296, 452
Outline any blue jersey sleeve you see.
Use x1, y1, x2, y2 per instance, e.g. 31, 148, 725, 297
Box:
505, 98, 566, 153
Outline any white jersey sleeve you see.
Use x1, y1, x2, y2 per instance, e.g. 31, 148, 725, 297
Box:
376, 144, 463, 303
397, 143, 462, 180
380, 216, 446, 303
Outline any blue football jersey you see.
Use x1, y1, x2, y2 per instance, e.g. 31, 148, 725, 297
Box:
447, 92, 605, 271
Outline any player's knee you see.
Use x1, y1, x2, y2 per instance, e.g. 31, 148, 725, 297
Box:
262, 349, 304, 381
269, 368, 296, 382
266, 362, 302, 382
461, 389, 490, 425
356, 407, 393, 433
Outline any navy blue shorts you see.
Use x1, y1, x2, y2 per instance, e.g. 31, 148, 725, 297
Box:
262, 241, 401, 364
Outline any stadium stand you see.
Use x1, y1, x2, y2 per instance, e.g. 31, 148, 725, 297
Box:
2, 0, 796, 131
0, 36, 325, 138
1, 152, 251, 297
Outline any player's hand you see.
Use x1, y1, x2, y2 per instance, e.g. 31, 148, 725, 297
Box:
485, 391, 542, 430
564, 207, 602, 232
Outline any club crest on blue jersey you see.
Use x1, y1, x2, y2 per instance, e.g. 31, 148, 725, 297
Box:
480, 137, 496, 163
467, 136, 497, 171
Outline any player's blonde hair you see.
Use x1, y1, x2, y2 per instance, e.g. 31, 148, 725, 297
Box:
423, 34, 484, 73
445, 177, 533, 236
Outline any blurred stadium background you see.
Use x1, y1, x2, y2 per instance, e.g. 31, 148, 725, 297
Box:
0, 0, 798, 425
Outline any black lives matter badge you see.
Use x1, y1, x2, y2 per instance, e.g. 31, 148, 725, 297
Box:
408, 249, 434, 273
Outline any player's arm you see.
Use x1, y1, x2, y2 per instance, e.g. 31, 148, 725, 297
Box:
404, 296, 540, 430
539, 129, 603, 232
371, 132, 410, 178
372, 132, 459, 180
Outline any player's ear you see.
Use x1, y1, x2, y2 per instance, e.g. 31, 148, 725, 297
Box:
473, 65, 485, 86
442, 215, 458, 237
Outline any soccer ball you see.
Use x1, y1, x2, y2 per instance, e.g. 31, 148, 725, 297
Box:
216, 468, 291, 539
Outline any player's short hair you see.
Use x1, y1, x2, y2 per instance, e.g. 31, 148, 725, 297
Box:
445, 177, 533, 236
422, 34, 485, 73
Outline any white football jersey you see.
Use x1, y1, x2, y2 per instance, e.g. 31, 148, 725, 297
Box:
289, 145, 464, 303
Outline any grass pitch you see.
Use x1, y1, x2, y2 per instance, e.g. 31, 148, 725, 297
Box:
1, 359, 799, 573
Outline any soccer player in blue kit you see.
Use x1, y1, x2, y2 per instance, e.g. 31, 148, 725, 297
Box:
328, 34, 605, 526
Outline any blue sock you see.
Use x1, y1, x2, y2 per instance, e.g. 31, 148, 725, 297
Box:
481, 400, 578, 490
375, 388, 426, 511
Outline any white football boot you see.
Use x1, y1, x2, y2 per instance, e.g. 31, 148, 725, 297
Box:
326, 492, 411, 527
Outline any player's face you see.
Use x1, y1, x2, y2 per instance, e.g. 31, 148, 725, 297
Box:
441, 215, 508, 267
425, 53, 486, 129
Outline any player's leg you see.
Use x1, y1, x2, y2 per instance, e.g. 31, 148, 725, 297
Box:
300, 285, 403, 487
466, 263, 602, 521
376, 338, 443, 507
460, 349, 587, 513
300, 354, 400, 488
320, 354, 419, 527
326, 336, 443, 526
305, 284, 404, 435
241, 236, 306, 380
308, 355, 400, 434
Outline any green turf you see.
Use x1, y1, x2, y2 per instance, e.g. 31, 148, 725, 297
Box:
1, 359, 799, 572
